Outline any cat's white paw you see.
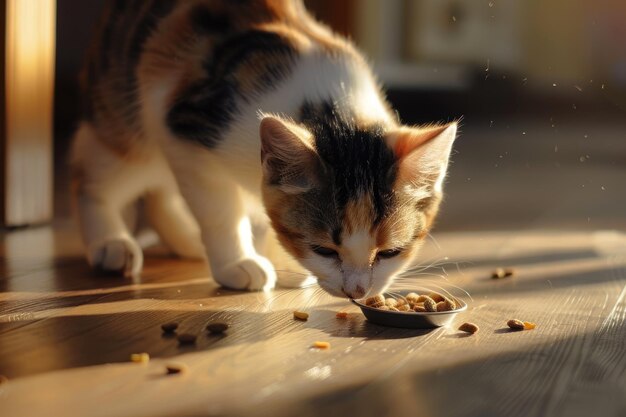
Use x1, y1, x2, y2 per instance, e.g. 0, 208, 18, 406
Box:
213, 256, 277, 291
87, 237, 143, 278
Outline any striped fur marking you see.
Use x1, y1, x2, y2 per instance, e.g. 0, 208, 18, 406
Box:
168, 29, 297, 148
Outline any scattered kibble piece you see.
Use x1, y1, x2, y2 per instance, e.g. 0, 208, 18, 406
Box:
312, 341, 331, 349
130, 353, 150, 363
161, 322, 179, 333
492, 268, 515, 279
365, 295, 385, 308
177, 333, 198, 345
0, 375, 9, 385
206, 322, 229, 333
165, 363, 188, 375
523, 321, 536, 330
336, 311, 348, 319
293, 311, 309, 321
507, 319, 525, 330
458, 322, 480, 334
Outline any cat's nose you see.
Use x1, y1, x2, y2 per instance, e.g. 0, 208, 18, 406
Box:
342, 284, 366, 299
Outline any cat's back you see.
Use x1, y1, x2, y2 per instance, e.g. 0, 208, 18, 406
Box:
81, 0, 359, 153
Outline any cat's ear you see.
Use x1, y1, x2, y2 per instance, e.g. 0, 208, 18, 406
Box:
260, 116, 321, 194
387, 123, 457, 194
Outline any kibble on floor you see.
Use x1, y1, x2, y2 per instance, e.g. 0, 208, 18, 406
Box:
206, 322, 229, 334
177, 333, 197, 345
507, 319, 525, 330
161, 322, 179, 333
458, 322, 480, 334
165, 363, 188, 375
293, 311, 309, 321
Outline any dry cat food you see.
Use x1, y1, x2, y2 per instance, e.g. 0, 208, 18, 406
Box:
364, 292, 459, 314
336, 311, 348, 319
312, 341, 331, 349
206, 322, 229, 334
429, 293, 445, 303
492, 268, 515, 279
436, 298, 456, 312
293, 311, 309, 321
161, 322, 179, 333
165, 363, 188, 375
405, 292, 420, 304
423, 297, 438, 312
365, 294, 386, 308
130, 353, 150, 363
507, 319, 525, 330
177, 333, 198, 345
458, 322, 480, 334
0, 375, 8, 385
507, 319, 537, 331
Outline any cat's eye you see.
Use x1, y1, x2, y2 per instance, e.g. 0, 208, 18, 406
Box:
311, 245, 338, 258
377, 248, 402, 259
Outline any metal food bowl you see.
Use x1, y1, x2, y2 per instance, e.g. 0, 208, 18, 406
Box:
352, 290, 467, 329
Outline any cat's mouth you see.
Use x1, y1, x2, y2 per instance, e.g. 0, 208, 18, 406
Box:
316, 279, 351, 299
316, 279, 373, 301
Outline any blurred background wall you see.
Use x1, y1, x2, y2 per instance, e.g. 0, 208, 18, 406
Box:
55, 0, 626, 134
304, 0, 626, 119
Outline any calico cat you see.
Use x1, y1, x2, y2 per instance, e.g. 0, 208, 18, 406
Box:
71, 0, 457, 299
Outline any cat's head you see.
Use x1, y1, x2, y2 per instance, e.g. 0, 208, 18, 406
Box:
259, 111, 457, 299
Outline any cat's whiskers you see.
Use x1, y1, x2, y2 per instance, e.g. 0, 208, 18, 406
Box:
426, 233, 443, 250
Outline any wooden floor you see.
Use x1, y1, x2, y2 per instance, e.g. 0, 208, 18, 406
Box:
2, 119, 626, 417
0, 220, 625, 417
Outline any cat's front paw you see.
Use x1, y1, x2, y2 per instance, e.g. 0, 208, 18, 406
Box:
213, 256, 277, 291
87, 237, 143, 278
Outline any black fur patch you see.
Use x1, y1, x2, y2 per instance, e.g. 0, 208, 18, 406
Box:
190, 5, 231, 34
168, 80, 239, 148
168, 30, 296, 147
299, 101, 398, 228
332, 228, 342, 245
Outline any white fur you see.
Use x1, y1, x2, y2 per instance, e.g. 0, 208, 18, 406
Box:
302, 228, 414, 299
71, 123, 203, 278
415, 124, 457, 194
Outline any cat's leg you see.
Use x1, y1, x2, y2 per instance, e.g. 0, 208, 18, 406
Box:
144, 164, 205, 260
161, 149, 276, 290
71, 123, 148, 277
